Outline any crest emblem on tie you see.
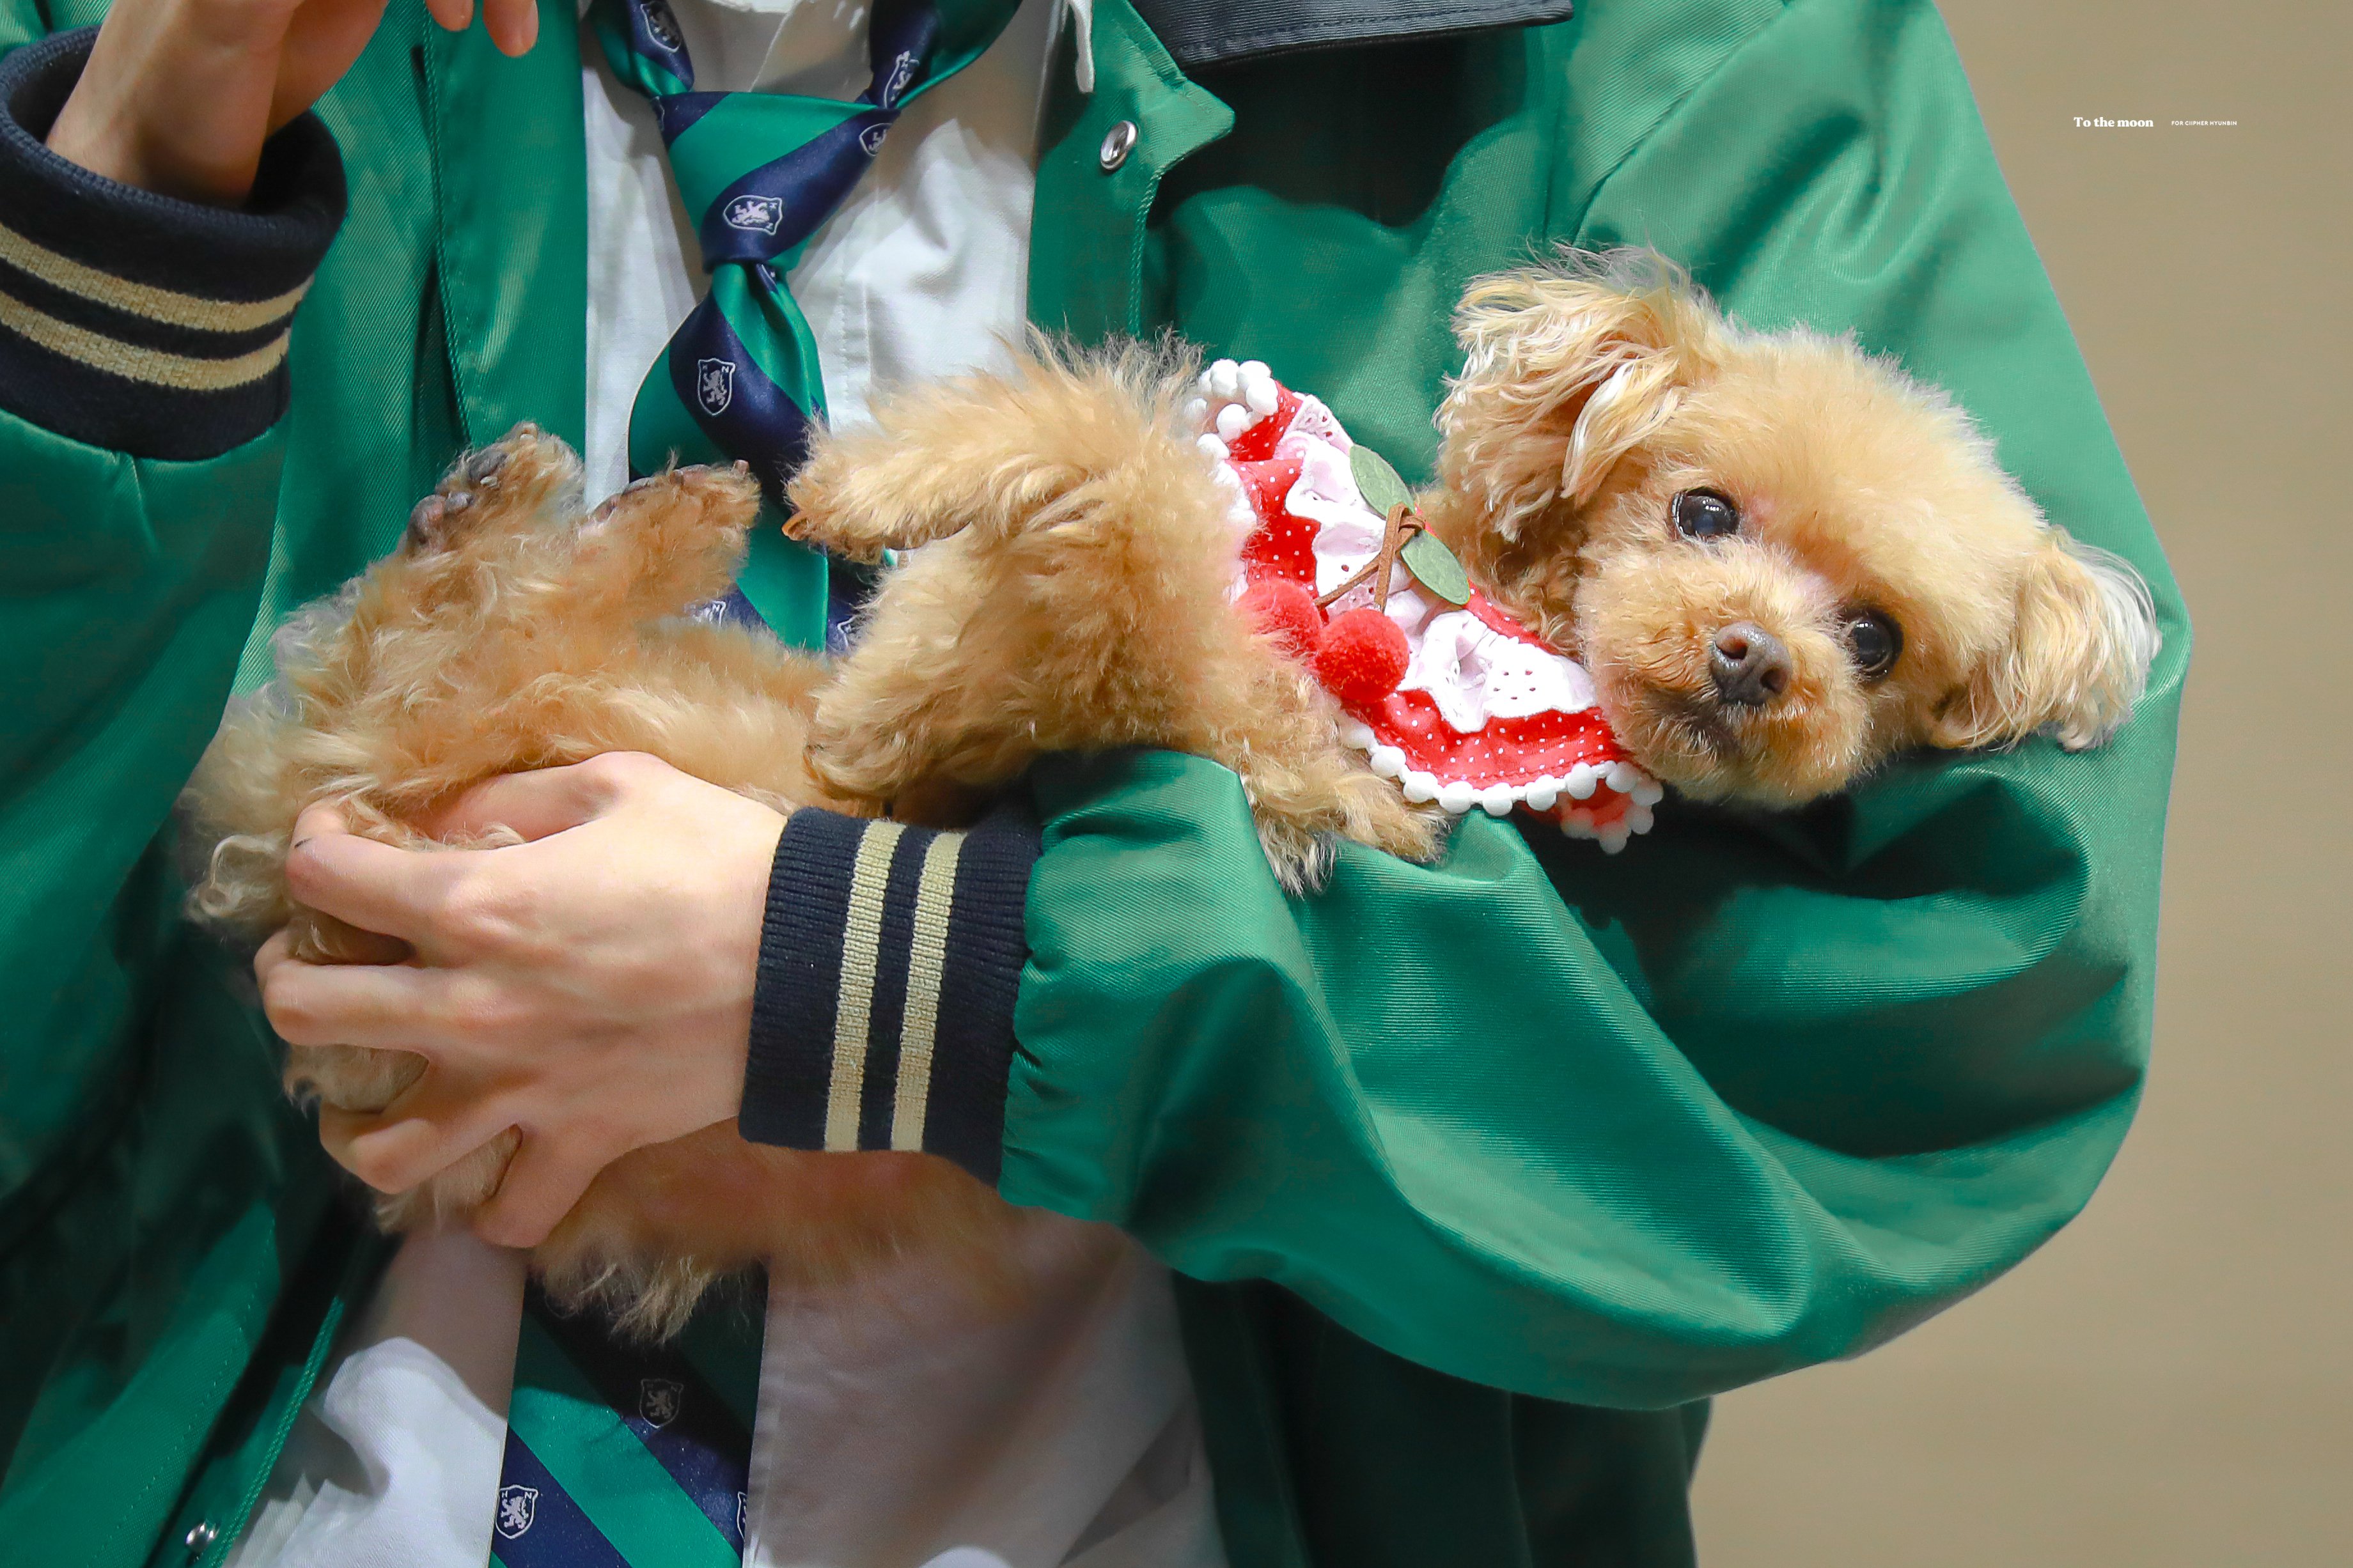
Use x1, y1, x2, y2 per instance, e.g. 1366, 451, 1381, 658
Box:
884, 49, 919, 104
737, 1491, 749, 1536
638, 0, 683, 50
638, 1376, 685, 1428
495, 1485, 539, 1539
859, 123, 890, 156
723, 195, 785, 235
695, 359, 736, 417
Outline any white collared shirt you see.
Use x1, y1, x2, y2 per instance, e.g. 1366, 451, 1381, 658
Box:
583, 0, 1073, 500
232, 4, 1223, 1564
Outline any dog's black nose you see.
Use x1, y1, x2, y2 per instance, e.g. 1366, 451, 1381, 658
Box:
1709, 623, 1792, 706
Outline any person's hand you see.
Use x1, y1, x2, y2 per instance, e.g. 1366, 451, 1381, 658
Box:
255, 754, 786, 1248
45, 0, 540, 205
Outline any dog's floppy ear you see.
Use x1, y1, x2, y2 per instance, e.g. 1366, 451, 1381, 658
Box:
1931, 532, 2161, 752
1437, 249, 1721, 540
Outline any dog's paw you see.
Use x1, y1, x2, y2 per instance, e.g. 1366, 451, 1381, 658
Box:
582, 461, 759, 533
403, 423, 579, 555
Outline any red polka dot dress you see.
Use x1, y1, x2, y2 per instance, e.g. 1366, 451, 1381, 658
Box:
1190, 360, 1661, 852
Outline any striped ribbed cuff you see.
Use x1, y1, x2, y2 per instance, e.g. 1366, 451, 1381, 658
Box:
0, 30, 346, 459
742, 807, 1039, 1186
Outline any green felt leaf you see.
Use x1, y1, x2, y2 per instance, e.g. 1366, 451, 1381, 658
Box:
1350, 444, 1412, 517
1401, 530, 1472, 605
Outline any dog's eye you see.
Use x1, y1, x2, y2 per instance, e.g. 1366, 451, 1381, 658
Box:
1844, 610, 1903, 680
1671, 489, 1740, 540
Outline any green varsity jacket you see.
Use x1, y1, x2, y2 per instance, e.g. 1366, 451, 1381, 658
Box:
0, 1, 2184, 1564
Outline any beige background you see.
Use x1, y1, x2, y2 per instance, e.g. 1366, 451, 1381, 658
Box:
1692, 3, 2353, 1562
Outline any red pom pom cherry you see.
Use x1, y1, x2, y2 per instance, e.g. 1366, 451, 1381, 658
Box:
1313, 607, 1411, 706
1237, 577, 1325, 660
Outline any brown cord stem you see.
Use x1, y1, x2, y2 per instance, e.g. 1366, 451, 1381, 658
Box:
1317, 502, 1423, 611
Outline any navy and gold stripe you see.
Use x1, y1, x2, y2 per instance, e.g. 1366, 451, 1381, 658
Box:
0, 30, 344, 459
743, 805, 1038, 1183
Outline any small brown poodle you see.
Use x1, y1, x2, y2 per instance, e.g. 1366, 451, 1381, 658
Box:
186, 249, 2157, 1335
187, 446, 1022, 1336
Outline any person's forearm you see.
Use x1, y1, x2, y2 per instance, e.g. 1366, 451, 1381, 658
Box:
259, 763, 1041, 1248
0, 30, 343, 455
0, 23, 348, 1211
988, 747, 2154, 1408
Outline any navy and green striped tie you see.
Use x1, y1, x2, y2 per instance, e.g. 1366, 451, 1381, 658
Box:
493, 1286, 765, 1567
590, 0, 1022, 648
496, 3, 1022, 1560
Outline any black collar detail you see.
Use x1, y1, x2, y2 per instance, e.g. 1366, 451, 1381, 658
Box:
1130, 0, 1575, 70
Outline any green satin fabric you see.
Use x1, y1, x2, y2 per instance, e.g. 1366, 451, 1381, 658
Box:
1011, 0, 2182, 1558
0, 0, 2181, 1564
0, 1, 590, 1558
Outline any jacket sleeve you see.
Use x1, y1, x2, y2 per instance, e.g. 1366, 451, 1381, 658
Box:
741, 0, 2184, 1410
0, 27, 345, 1211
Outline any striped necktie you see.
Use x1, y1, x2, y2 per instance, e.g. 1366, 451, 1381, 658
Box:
492, 1285, 766, 1567
591, 0, 1022, 646
494, 9, 1026, 1560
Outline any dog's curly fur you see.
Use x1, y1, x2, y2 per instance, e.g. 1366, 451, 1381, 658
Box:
185, 439, 1027, 1338
784, 340, 1439, 885
184, 252, 2159, 1337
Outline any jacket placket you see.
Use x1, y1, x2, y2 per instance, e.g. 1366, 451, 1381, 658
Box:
1026, 0, 1231, 340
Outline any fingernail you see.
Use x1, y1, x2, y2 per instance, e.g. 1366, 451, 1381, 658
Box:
506, 3, 540, 55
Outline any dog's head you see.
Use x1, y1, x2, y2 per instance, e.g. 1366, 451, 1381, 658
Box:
1432, 251, 2159, 807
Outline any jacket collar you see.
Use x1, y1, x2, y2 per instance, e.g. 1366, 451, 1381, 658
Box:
1127, 0, 1573, 70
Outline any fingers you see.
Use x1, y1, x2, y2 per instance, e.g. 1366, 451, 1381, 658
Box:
324, 1080, 520, 1194
259, 949, 461, 1052
473, 1135, 609, 1248
286, 805, 467, 946
480, 0, 540, 56
416, 0, 533, 55
291, 801, 350, 844
254, 925, 296, 988
428, 755, 649, 842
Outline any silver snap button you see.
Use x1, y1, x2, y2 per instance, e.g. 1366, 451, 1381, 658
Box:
184, 1521, 219, 1553
1098, 120, 1138, 171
